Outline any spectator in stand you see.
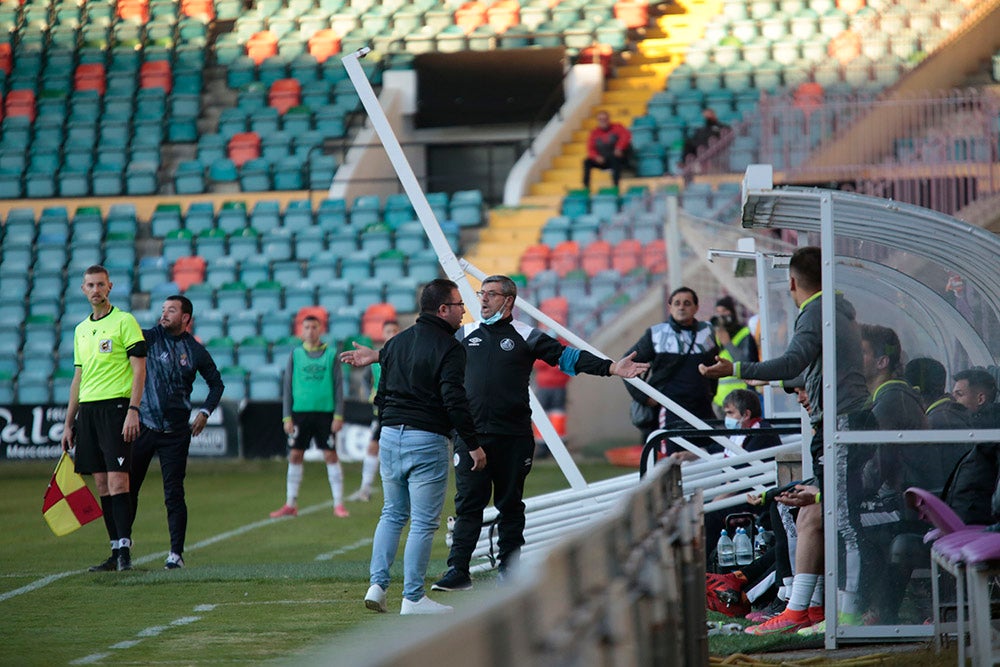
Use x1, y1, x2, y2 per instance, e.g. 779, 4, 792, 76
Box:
711, 296, 759, 418
682, 108, 730, 162
582, 111, 632, 192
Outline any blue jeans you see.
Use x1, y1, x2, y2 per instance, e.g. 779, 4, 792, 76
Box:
369, 425, 449, 602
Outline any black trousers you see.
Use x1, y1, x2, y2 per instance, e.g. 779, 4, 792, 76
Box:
449, 433, 534, 572
582, 156, 627, 188
131, 426, 192, 555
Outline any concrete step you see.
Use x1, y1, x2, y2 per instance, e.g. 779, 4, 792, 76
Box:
530, 181, 576, 197
487, 206, 554, 228
607, 76, 669, 91
602, 89, 657, 105
518, 194, 563, 208
477, 226, 542, 243
616, 62, 675, 78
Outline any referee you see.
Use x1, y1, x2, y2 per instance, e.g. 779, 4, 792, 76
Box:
131, 295, 224, 570
61, 265, 147, 572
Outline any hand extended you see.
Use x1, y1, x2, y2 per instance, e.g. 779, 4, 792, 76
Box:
61, 423, 74, 452
469, 447, 487, 471
610, 352, 649, 378
698, 355, 734, 379
775, 484, 821, 507
339, 341, 378, 367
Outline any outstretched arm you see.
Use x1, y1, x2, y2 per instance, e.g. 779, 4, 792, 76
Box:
339, 342, 379, 368
609, 351, 649, 379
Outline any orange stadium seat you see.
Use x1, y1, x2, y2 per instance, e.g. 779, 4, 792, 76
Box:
140, 61, 172, 93
611, 239, 641, 274
181, 0, 214, 20
580, 239, 612, 276
173, 256, 207, 291
228, 132, 262, 167
294, 306, 329, 337
518, 243, 551, 279
486, 0, 520, 33
247, 31, 279, 66
549, 240, 580, 278
642, 239, 667, 273
361, 303, 398, 342
308, 30, 342, 63
74, 63, 106, 95
269, 79, 302, 115
455, 1, 487, 34
539, 295, 569, 325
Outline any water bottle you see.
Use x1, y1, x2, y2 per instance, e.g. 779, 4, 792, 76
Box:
753, 527, 768, 559
734, 527, 754, 566
717, 529, 736, 569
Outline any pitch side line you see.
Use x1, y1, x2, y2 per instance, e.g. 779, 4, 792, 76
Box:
0, 501, 335, 603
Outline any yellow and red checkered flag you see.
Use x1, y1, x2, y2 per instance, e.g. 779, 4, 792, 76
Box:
42, 452, 102, 537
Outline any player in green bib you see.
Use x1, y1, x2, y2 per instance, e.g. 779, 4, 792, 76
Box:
61, 265, 147, 572
269, 315, 348, 519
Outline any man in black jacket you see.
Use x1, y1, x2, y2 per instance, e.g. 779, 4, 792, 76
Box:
433, 274, 647, 591
342, 279, 484, 616
131, 295, 224, 570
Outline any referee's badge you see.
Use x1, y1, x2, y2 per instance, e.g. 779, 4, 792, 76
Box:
99, 339, 113, 353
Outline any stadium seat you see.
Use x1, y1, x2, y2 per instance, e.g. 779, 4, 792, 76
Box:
283, 281, 317, 312
549, 241, 581, 278
317, 279, 351, 312
248, 363, 283, 399
216, 282, 248, 314
173, 256, 208, 290
194, 311, 226, 342
384, 278, 419, 313
227, 311, 261, 342
250, 280, 283, 311
228, 228, 261, 262
219, 365, 249, 400
195, 228, 228, 261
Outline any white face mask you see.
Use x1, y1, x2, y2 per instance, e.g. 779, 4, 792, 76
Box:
724, 416, 741, 430
482, 310, 504, 325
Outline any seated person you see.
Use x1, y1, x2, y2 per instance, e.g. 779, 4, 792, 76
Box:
582, 111, 631, 191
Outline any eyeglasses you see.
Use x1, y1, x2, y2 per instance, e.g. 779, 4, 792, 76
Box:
476, 290, 510, 299
443, 302, 465, 308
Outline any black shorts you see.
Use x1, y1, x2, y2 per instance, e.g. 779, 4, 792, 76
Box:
75, 398, 131, 475
290, 412, 334, 450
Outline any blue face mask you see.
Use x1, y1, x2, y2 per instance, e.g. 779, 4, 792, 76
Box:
482, 310, 504, 325
724, 416, 741, 430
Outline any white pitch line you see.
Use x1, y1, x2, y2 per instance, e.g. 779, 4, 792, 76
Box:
314, 537, 372, 561
71, 607, 211, 665
1, 501, 336, 603
69, 652, 110, 664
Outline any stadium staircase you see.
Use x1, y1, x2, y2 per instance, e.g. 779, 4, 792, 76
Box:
464, 0, 722, 277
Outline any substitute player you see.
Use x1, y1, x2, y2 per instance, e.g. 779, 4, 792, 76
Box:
61, 265, 147, 572
269, 315, 349, 519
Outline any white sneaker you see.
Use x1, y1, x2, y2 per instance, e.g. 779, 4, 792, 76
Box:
347, 488, 371, 502
164, 553, 185, 570
364, 584, 387, 613
400, 595, 453, 615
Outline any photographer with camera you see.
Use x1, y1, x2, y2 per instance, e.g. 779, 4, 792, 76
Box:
711, 297, 759, 418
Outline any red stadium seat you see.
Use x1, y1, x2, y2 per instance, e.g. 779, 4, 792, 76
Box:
549, 240, 580, 278
140, 61, 172, 93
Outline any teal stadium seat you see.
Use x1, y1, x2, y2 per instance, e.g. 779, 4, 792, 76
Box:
239, 255, 271, 286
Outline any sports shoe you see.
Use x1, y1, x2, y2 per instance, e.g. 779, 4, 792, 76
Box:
364, 584, 387, 613
89, 554, 117, 572
400, 596, 453, 615
746, 597, 786, 623
797, 620, 826, 636
744, 608, 811, 635
269, 504, 298, 518
431, 568, 472, 592
165, 553, 185, 570
808, 605, 824, 624
116, 547, 132, 572
347, 489, 371, 502
334, 504, 350, 518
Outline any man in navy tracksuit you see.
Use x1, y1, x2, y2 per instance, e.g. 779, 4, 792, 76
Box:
432, 274, 648, 591
131, 295, 224, 570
